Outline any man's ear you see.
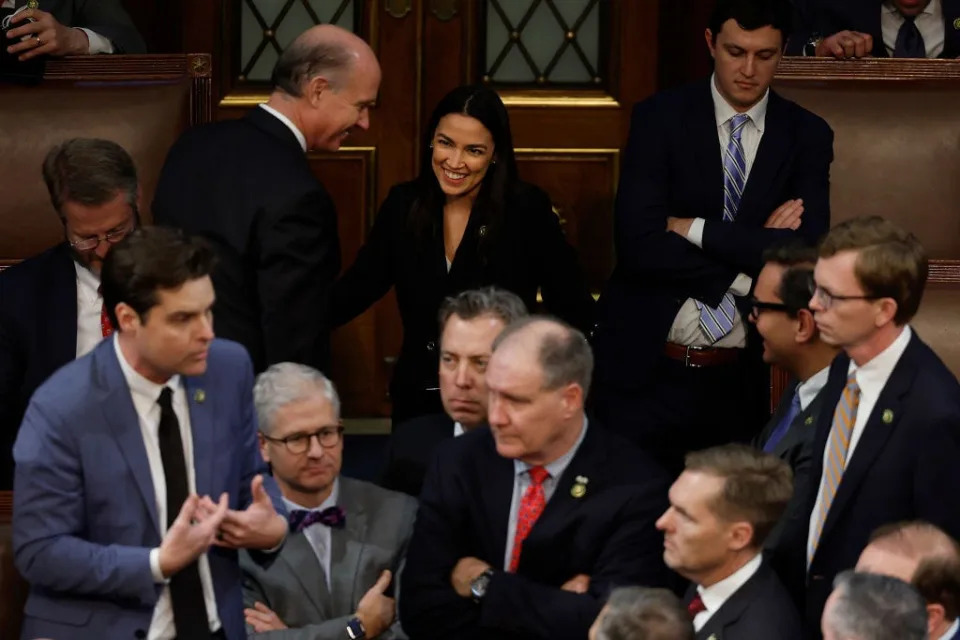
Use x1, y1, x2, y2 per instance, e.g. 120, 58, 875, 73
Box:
114, 301, 141, 333
874, 298, 899, 328
306, 75, 331, 105
795, 308, 817, 344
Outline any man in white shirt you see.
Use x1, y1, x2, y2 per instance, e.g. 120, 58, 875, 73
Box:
656, 444, 801, 640
382, 287, 528, 496
0, 137, 139, 489
780, 216, 960, 634
241, 362, 417, 639
13, 226, 288, 640
856, 521, 960, 640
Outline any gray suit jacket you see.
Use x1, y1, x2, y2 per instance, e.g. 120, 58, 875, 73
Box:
241, 477, 418, 639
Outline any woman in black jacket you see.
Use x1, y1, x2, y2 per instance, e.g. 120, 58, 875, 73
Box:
332, 84, 594, 422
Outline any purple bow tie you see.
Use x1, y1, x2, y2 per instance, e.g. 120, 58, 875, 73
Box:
288, 506, 346, 533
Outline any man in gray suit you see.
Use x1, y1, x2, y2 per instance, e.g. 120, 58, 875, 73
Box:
748, 243, 839, 549
241, 363, 417, 639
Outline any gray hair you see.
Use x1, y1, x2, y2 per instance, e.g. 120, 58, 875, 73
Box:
271, 38, 355, 96
597, 587, 695, 640
253, 363, 340, 434
825, 571, 929, 640
42, 138, 139, 221
491, 316, 594, 396
438, 287, 528, 333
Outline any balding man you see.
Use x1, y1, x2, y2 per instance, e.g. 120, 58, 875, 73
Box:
401, 317, 671, 640
857, 521, 960, 640
153, 25, 381, 373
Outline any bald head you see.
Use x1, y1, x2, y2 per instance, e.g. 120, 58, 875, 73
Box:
271, 24, 377, 96
858, 521, 960, 581
492, 317, 593, 395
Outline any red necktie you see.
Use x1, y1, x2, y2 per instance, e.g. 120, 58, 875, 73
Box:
688, 593, 706, 618
509, 466, 549, 573
100, 302, 113, 337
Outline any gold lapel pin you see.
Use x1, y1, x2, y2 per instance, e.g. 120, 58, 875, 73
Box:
954, 17, 960, 29
571, 475, 589, 498
27, 0, 39, 8
194, 389, 206, 404
805, 416, 814, 426
882, 409, 894, 424
707, 635, 718, 640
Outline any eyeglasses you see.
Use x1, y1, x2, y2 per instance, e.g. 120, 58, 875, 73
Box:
748, 297, 792, 318
261, 425, 344, 454
810, 284, 881, 310
68, 222, 134, 252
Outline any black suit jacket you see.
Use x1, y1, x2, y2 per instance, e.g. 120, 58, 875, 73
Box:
753, 377, 826, 551
380, 412, 454, 497
41, 0, 146, 53
593, 79, 833, 390
686, 559, 802, 640
787, 0, 960, 58
399, 422, 671, 640
331, 180, 594, 415
775, 331, 960, 632
153, 107, 340, 373
0, 243, 77, 489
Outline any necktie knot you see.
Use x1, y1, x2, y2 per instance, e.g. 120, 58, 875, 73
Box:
688, 593, 707, 617
528, 466, 549, 486
730, 113, 750, 140
157, 386, 174, 411
289, 506, 346, 533
845, 373, 861, 398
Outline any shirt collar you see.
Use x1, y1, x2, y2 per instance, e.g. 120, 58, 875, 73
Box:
847, 325, 913, 389
73, 259, 101, 302
697, 552, 763, 613
283, 477, 340, 514
884, 0, 937, 16
711, 72, 769, 134
797, 365, 831, 411
259, 103, 307, 152
513, 416, 590, 479
941, 617, 959, 639
113, 334, 179, 406
454, 422, 465, 437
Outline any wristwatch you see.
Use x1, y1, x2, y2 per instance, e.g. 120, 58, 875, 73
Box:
345, 616, 366, 639
470, 568, 494, 602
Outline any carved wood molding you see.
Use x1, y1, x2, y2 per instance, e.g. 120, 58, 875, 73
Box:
429, 0, 458, 21
777, 57, 960, 81
44, 53, 212, 79
384, 0, 412, 19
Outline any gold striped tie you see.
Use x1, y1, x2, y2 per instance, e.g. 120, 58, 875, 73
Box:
809, 373, 860, 564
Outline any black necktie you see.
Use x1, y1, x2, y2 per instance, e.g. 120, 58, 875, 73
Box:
157, 387, 210, 640
894, 16, 926, 58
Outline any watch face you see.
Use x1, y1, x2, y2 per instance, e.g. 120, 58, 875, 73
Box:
471, 571, 491, 599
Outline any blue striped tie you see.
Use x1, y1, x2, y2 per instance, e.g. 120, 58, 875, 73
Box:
696, 113, 750, 343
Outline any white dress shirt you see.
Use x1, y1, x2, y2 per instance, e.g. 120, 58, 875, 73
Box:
692, 553, 763, 632
798, 365, 831, 412
74, 261, 105, 358
881, 0, 945, 58
453, 422, 465, 437
806, 326, 913, 561
667, 74, 769, 348
284, 478, 340, 587
113, 337, 222, 639
260, 103, 308, 152
939, 618, 960, 640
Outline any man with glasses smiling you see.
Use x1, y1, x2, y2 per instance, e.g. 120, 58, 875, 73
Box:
242, 362, 416, 639
0, 137, 139, 489
774, 216, 960, 635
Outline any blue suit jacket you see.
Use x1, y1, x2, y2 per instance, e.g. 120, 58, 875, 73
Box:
593, 78, 833, 390
787, 0, 960, 58
12, 336, 284, 640
772, 331, 960, 634
0, 243, 78, 489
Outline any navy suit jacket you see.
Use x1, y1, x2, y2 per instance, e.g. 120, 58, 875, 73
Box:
0, 243, 78, 489
787, 0, 960, 58
40, 0, 146, 53
380, 412, 455, 497
12, 337, 285, 640
773, 331, 960, 632
399, 422, 672, 640
593, 78, 833, 390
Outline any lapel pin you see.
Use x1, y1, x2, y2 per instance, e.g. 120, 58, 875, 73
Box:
194, 389, 206, 404
805, 416, 814, 426
571, 475, 589, 498
707, 635, 718, 640
882, 409, 894, 424
954, 17, 960, 29
478, 225, 488, 238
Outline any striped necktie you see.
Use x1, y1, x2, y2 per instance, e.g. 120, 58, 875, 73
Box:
695, 113, 750, 343
808, 373, 860, 564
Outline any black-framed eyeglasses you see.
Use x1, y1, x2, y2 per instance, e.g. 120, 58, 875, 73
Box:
748, 297, 791, 318
810, 284, 881, 310
68, 221, 135, 252
261, 425, 344, 454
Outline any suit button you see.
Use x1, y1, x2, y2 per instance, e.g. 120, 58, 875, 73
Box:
134, 630, 147, 639
426, 340, 436, 352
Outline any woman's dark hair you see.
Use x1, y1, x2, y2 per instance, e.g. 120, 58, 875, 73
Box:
409, 84, 519, 260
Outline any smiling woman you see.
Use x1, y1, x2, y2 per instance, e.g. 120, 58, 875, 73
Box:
331, 84, 595, 423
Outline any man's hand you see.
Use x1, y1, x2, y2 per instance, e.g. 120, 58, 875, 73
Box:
666, 217, 695, 238
205, 475, 287, 550
158, 493, 228, 578
765, 199, 804, 230
6, 9, 89, 61
355, 569, 396, 638
561, 574, 590, 594
451, 557, 492, 598
244, 601, 288, 632
816, 31, 873, 59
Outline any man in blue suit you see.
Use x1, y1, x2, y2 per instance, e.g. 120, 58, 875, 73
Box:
592, 0, 833, 474
13, 227, 288, 640
773, 216, 960, 636
0, 137, 140, 490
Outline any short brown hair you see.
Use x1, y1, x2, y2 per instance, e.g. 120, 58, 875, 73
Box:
684, 444, 793, 548
869, 521, 960, 621
42, 138, 138, 221
819, 216, 927, 325
438, 287, 528, 333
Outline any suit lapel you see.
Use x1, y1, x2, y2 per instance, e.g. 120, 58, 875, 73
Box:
691, 80, 725, 222
696, 561, 770, 640
280, 533, 332, 619
737, 92, 790, 225
330, 478, 367, 614
97, 340, 160, 534
46, 245, 78, 366
183, 376, 214, 496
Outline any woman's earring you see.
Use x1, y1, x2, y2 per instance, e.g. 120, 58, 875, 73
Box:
428, 143, 434, 149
